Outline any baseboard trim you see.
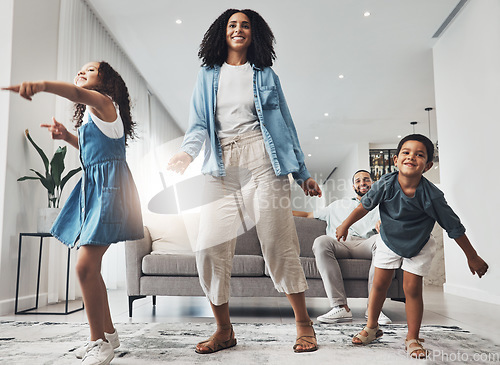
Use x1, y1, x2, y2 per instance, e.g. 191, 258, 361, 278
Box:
443, 283, 500, 305
0, 293, 49, 316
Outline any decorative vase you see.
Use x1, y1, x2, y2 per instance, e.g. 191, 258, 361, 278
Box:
37, 207, 61, 233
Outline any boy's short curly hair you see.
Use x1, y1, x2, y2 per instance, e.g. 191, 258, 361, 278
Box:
396, 134, 434, 163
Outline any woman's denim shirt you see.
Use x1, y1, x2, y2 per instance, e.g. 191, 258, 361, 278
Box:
180, 65, 311, 184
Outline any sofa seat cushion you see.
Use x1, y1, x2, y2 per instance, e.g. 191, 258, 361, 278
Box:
298, 258, 395, 280
142, 254, 265, 277
143, 254, 198, 276
231, 255, 265, 276
264, 258, 390, 280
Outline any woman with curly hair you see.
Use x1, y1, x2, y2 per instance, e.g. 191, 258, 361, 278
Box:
4, 61, 143, 365
168, 9, 321, 353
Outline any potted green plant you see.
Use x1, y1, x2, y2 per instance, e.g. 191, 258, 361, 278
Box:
18, 129, 81, 232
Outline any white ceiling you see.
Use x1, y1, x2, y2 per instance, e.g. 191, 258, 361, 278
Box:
87, 0, 460, 176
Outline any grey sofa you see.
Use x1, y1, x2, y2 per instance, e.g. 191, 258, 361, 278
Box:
125, 216, 405, 317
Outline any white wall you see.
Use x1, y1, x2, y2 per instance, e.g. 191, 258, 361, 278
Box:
290, 142, 369, 212
433, 0, 500, 304
0, 0, 14, 266
0, 0, 61, 314
325, 143, 370, 205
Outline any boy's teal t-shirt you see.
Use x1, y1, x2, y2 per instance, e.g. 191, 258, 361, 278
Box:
361, 171, 465, 258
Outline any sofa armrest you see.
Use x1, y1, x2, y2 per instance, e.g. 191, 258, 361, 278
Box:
125, 226, 152, 296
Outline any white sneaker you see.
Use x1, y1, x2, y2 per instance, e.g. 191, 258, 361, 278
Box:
317, 306, 353, 323
365, 310, 392, 324
75, 330, 120, 359
81, 339, 114, 365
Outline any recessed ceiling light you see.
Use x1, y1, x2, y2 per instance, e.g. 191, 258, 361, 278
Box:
176, 19, 182, 24
324, 113, 329, 117
315, 136, 319, 140
397, 135, 402, 138
364, 11, 371, 17
338, 74, 344, 79
308, 154, 312, 157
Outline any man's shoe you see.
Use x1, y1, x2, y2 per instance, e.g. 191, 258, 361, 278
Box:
365, 310, 392, 325
317, 306, 353, 323
75, 330, 120, 359
81, 339, 114, 365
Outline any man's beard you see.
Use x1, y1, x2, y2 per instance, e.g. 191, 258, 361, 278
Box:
355, 187, 369, 197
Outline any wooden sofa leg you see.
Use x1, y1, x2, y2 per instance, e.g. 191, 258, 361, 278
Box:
152, 295, 156, 306
129, 295, 146, 317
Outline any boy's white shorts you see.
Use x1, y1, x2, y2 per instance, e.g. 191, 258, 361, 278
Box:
373, 234, 437, 277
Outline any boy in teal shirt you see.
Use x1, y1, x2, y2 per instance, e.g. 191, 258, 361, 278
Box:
336, 134, 488, 359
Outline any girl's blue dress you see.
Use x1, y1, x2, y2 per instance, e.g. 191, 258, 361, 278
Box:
51, 114, 144, 248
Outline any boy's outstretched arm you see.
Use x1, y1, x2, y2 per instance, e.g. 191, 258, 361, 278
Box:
336, 203, 369, 241
454, 234, 489, 278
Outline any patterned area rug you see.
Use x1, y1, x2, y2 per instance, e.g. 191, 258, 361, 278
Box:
0, 321, 498, 364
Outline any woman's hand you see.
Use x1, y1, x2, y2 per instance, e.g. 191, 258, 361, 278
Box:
300, 177, 322, 197
2, 81, 45, 101
40, 117, 69, 141
167, 151, 193, 174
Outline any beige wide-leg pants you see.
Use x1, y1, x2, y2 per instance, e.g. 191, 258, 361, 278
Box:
195, 130, 308, 305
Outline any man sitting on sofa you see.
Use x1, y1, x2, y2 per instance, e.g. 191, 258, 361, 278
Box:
293, 170, 391, 324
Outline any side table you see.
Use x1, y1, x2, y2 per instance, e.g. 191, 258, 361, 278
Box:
15, 232, 84, 315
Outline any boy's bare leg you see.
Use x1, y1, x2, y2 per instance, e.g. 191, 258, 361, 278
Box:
403, 271, 425, 355
353, 267, 394, 344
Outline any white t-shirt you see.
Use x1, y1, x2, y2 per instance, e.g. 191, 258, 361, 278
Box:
314, 197, 380, 239
83, 107, 124, 139
215, 62, 260, 138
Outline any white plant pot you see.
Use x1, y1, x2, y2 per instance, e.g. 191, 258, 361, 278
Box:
37, 207, 61, 233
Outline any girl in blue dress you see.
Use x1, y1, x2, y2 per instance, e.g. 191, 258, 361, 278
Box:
3, 61, 143, 365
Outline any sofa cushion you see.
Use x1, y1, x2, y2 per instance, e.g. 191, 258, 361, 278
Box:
232, 255, 265, 276
234, 216, 327, 257
145, 211, 199, 255
234, 225, 262, 256
265, 257, 377, 280
300, 257, 321, 278
298, 258, 394, 280
142, 254, 265, 276
143, 254, 198, 276
294, 217, 327, 257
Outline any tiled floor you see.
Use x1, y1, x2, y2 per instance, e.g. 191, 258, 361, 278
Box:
2, 285, 499, 346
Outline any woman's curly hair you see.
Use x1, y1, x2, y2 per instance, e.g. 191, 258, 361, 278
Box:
72, 61, 137, 144
199, 9, 276, 68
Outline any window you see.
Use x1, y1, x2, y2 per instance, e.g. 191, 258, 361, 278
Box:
369, 149, 397, 181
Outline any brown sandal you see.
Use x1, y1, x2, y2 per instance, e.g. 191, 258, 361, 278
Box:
195, 324, 237, 354
293, 320, 318, 353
